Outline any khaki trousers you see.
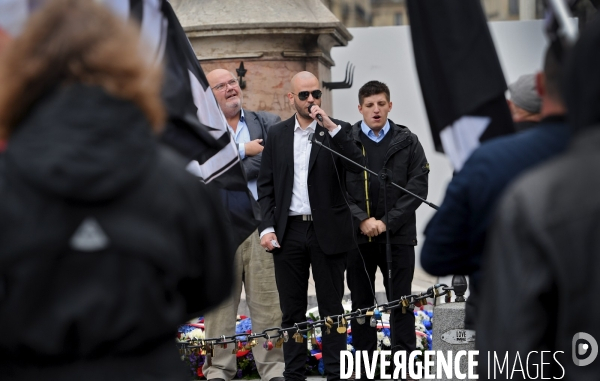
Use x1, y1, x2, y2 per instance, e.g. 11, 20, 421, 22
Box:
203, 231, 284, 381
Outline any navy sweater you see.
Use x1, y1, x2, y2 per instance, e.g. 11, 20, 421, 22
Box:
421, 116, 570, 292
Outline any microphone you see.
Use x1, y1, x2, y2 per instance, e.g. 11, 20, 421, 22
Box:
308, 132, 314, 143
308, 104, 323, 123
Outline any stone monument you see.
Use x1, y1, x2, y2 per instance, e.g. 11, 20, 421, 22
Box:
170, 0, 352, 120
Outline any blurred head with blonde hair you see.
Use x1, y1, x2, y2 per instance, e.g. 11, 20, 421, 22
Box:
0, 0, 164, 139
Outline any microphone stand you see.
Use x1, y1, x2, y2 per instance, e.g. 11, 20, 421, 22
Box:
310, 131, 437, 381
310, 137, 438, 210
380, 167, 397, 370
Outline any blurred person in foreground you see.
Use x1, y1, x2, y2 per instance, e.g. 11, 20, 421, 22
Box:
0, 25, 10, 56
478, 16, 600, 380
507, 73, 543, 131
0, 1, 234, 380
0, 5, 14, 153
420, 43, 569, 331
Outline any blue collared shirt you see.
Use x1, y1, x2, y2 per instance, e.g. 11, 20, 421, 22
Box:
360, 120, 390, 143
228, 110, 258, 200
228, 110, 250, 159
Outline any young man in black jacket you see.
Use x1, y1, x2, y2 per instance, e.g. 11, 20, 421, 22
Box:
346, 81, 429, 376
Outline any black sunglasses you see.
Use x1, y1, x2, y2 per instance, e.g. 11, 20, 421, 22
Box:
292, 90, 322, 101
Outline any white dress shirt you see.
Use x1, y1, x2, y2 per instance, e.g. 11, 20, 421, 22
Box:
259, 116, 341, 239
289, 119, 316, 216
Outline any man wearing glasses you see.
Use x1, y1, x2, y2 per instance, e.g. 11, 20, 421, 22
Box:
204, 69, 284, 381
258, 71, 364, 381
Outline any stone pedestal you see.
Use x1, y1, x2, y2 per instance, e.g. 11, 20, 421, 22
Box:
171, 0, 352, 120
432, 302, 476, 381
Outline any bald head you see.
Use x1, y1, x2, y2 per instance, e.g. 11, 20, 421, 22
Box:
206, 69, 234, 87
206, 68, 242, 118
290, 71, 319, 93
288, 71, 322, 122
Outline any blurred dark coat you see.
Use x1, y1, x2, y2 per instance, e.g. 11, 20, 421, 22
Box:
0, 84, 235, 380
478, 127, 600, 380
478, 16, 600, 380
421, 116, 569, 329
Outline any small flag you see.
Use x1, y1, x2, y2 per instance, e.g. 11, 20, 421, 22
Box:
103, 0, 260, 246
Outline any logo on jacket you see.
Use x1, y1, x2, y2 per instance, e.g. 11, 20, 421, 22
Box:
69, 217, 110, 252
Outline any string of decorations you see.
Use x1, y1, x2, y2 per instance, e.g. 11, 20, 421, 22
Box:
178, 283, 452, 357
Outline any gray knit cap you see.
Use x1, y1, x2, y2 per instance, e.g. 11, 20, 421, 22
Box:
508, 74, 542, 114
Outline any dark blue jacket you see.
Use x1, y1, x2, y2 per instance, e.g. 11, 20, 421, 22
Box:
421, 116, 569, 325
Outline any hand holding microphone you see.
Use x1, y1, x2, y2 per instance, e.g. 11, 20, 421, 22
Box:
308, 104, 324, 123
307, 104, 339, 133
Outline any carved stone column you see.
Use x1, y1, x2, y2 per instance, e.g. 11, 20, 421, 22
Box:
171, 0, 352, 119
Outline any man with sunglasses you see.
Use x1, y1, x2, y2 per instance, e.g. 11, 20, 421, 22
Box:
258, 71, 364, 381
203, 69, 284, 381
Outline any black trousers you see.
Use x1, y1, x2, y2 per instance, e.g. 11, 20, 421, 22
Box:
273, 218, 347, 381
347, 242, 416, 365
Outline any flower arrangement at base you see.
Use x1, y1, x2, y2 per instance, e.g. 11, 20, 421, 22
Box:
176, 316, 260, 380
176, 303, 433, 380
176, 317, 206, 379
305, 302, 433, 378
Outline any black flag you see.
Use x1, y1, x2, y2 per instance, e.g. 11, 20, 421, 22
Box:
11, 0, 260, 245
407, 0, 515, 171
104, 0, 260, 246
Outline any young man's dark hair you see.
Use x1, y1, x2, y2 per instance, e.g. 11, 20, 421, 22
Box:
358, 80, 391, 104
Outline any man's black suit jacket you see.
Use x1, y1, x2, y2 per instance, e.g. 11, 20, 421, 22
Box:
241, 109, 281, 181
257, 115, 365, 255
